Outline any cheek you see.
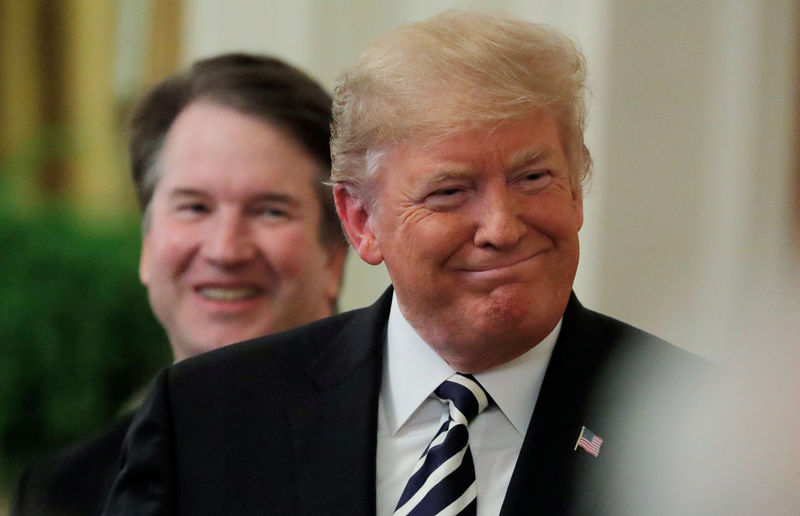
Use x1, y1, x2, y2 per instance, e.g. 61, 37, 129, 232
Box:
389, 215, 470, 274
256, 226, 326, 275
523, 194, 582, 237
146, 225, 197, 277
561, 204, 584, 237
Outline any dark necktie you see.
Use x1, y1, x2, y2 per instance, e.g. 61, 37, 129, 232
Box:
393, 373, 491, 516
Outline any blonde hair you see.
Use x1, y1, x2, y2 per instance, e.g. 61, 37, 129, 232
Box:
331, 10, 592, 200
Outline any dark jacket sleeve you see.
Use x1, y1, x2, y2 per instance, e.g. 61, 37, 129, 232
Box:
102, 369, 175, 515
10, 414, 133, 516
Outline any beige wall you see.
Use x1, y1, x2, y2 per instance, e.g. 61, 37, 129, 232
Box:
180, 0, 799, 359
0, 0, 183, 223
596, 0, 798, 358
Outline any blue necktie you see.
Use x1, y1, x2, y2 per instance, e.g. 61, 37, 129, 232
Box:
394, 373, 491, 516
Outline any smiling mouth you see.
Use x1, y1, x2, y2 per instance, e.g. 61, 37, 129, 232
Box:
464, 252, 543, 273
196, 287, 262, 302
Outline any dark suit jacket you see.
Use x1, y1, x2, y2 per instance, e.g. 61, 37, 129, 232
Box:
103, 289, 709, 515
12, 414, 134, 516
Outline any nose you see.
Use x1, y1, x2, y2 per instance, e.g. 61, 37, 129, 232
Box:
201, 211, 257, 267
473, 187, 527, 250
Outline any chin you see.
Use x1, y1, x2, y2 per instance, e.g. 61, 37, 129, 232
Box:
475, 289, 538, 322
474, 294, 560, 337
190, 328, 257, 356
191, 339, 229, 357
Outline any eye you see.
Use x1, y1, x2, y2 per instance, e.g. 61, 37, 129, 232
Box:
186, 202, 208, 212
521, 171, 548, 182
424, 187, 468, 210
263, 207, 289, 218
514, 170, 552, 192
175, 202, 210, 218
252, 203, 291, 220
434, 187, 462, 197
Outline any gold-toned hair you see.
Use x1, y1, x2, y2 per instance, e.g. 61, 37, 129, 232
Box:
331, 10, 592, 201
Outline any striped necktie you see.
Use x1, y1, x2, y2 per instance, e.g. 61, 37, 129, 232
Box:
394, 373, 491, 516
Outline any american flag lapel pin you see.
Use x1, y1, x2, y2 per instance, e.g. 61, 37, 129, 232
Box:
574, 426, 604, 457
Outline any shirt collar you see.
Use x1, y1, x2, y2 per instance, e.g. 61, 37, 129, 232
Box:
382, 292, 561, 436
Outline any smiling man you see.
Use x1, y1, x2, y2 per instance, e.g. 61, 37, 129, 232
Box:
136, 55, 347, 362
343, 113, 582, 373
140, 97, 344, 361
12, 54, 347, 516
103, 12, 706, 515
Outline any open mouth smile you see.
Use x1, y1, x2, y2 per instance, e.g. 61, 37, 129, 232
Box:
196, 286, 263, 302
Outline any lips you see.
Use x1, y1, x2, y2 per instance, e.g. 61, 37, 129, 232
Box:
196, 286, 263, 301
460, 251, 544, 273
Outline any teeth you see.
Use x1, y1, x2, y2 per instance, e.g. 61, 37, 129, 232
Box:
198, 287, 261, 301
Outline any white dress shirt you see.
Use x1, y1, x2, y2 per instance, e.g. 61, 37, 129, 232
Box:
376, 293, 560, 515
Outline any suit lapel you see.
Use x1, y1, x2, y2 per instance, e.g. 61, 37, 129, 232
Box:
287, 289, 393, 516
501, 294, 614, 515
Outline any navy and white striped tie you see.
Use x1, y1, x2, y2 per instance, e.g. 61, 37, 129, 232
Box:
394, 373, 491, 516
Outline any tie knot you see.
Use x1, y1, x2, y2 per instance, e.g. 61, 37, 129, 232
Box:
434, 373, 491, 425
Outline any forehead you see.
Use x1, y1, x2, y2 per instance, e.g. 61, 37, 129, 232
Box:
383, 111, 567, 177
155, 101, 322, 199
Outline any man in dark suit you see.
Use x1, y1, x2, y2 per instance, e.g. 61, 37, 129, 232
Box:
12, 53, 347, 516
103, 11, 708, 515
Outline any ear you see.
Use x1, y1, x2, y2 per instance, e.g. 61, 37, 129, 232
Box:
333, 185, 384, 265
139, 234, 151, 285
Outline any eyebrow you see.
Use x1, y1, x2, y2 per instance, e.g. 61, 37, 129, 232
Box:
168, 188, 207, 199
506, 147, 554, 171
416, 146, 558, 189
420, 167, 474, 186
168, 188, 300, 207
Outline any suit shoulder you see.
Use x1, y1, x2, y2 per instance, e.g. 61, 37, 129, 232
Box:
157, 301, 388, 409
567, 303, 717, 413
12, 415, 134, 516
165, 289, 395, 389
171, 310, 359, 375
573, 302, 666, 343
567, 299, 708, 367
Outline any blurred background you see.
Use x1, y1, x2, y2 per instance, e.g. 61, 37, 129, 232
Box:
0, 0, 797, 512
